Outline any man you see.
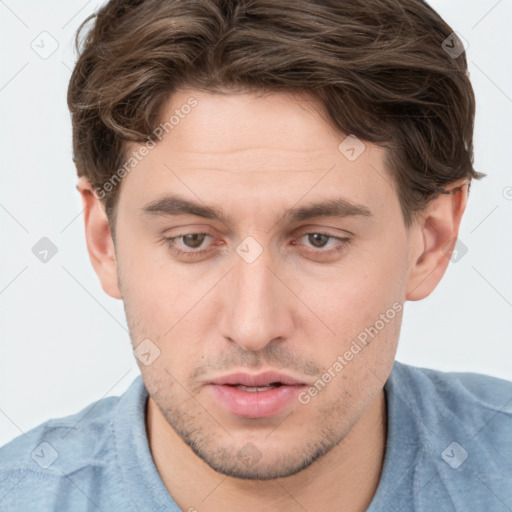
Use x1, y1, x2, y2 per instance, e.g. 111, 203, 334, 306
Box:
1, 0, 511, 510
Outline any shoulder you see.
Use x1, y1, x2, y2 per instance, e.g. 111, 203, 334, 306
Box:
390, 360, 512, 419
387, 360, 512, 460
370, 363, 512, 510
389, 361, 512, 493
0, 393, 120, 474
0, 387, 130, 511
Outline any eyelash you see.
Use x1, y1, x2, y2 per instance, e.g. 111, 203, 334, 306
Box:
163, 231, 350, 259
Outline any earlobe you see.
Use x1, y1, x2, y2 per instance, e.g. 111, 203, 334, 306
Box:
76, 177, 122, 300
405, 181, 469, 301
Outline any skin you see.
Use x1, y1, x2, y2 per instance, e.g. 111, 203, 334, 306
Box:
77, 88, 468, 512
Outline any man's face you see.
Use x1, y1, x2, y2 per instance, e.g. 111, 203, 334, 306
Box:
114, 88, 412, 479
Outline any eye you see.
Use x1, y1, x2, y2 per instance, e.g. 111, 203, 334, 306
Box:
165, 232, 213, 257
163, 230, 350, 260
295, 232, 350, 255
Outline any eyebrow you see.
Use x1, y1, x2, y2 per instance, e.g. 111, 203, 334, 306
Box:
141, 194, 373, 226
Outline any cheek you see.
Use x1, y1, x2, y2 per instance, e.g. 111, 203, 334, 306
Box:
350, 231, 409, 301
118, 240, 185, 319
118, 246, 214, 371
306, 244, 407, 331
303, 237, 406, 378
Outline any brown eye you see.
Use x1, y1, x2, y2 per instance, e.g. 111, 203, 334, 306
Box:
165, 232, 213, 258
298, 232, 349, 253
181, 233, 207, 249
306, 233, 331, 249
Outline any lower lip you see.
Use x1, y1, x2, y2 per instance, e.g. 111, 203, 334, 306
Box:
208, 384, 306, 418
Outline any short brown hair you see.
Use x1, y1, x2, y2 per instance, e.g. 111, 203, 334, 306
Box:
68, 0, 484, 239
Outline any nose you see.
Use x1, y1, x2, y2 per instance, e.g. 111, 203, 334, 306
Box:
217, 245, 294, 352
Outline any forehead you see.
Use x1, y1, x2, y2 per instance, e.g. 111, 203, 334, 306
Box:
164, 88, 338, 154
118, 88, 397, 223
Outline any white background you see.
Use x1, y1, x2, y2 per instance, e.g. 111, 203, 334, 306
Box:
1, 0, 511, 447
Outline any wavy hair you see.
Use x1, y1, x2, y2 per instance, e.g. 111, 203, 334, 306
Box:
68, 0, 484, 237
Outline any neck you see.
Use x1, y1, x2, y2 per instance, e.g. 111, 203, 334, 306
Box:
146, 389, 387, 512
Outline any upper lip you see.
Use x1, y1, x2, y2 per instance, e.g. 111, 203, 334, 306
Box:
209, 371, 307, 387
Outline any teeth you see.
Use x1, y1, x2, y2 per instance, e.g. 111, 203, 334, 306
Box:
235, 384, 279, 392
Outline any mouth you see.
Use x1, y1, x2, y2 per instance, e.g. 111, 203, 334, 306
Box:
227, 383, 283, 392
208, 370, 307, 387
207, 371, 308, 418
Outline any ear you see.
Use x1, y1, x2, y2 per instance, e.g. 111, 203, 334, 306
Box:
405, 180, 469, 301
76, 177, 122, 300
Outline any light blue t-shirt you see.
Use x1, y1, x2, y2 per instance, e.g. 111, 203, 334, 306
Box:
1, 360, 511, 511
